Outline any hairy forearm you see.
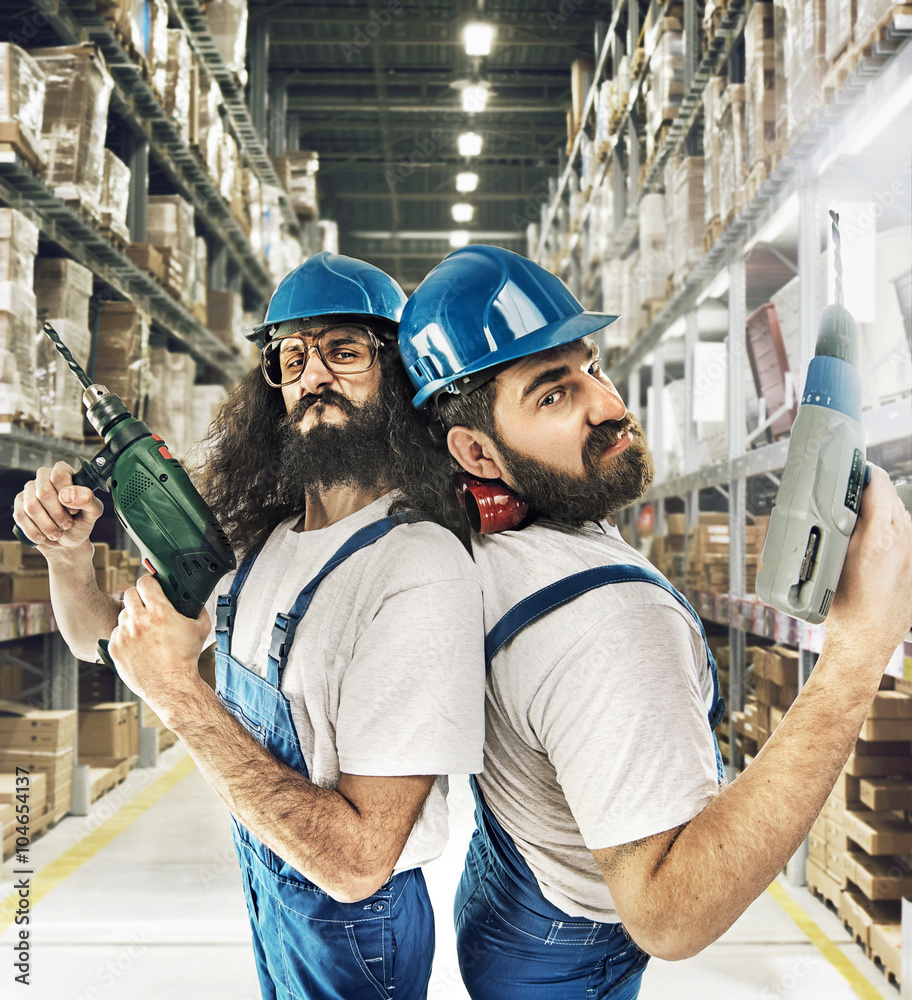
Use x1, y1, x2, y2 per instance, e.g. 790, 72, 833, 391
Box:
617, 634, 881, 960
46, 542, 121, 661
162, 678, 399, 901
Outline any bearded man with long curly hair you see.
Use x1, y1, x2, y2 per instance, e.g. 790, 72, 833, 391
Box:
14, 253, 485, 1000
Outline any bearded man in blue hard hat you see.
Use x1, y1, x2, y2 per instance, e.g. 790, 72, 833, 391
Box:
13, 252, 485, 1000
397, 244, 912, 999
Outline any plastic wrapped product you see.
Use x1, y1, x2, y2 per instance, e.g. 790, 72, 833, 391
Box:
779, 0, 826, 141
0, 282, 39, 424
744, 1, 778, 169
717, 84, 746, 226
163, 29, 193, 145
31, 45, 114, 216
35, 318, 92, 440
0, 208, 39, 286
0, 44, 46, 170
100, 150, 132, 241
702, 77, 724, 226
34, 258, 94, 326
205, 0, 249, 83
92, 301, 150, 416
147, 194, 196, 299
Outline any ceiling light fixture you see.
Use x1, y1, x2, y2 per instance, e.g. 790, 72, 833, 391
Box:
463, 22, 495, 56
449, 230, 471, 248
461, 84, 490, 113
458, 131, 483, 157
456, 171, 479, 193
452, 203, 474, 222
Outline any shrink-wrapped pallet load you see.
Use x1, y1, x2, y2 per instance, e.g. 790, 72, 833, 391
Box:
0, 44, 47, 171
0, 209, 39, 429
31, 45, 114, 220
34, 258, 94, 441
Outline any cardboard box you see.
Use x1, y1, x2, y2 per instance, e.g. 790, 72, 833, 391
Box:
868, 921, 901, 983
0, 771, 46, 815
839, 890, 901, 947
0, 701, 77, 750
0, 541, 23, 572
808, 828, 827, 865
859, 777, 912, 812
859, 718, 912, 742
0, 570, 51, 603
826, 814, 852, 850
0, 747, 73, 816
831, 771, 862, 803
826, 844, 851, 885
843, 810, 912, 856
870, 690, 912, 719
848, 850, 912, 900
78, 702, 139, 759
762, 646, 800, 687
843, 753, 912, 777
854, 738, 911, 756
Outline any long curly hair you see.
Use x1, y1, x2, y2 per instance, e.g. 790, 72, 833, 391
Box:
191, 342, 469, 554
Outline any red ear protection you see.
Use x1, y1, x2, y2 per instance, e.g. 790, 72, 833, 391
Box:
454, 474, 530, 534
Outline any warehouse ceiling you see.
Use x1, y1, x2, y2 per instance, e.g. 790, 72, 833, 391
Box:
251, 0, 611, 290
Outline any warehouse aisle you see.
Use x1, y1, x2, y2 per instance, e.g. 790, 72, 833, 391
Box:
0, 747, 898, 1000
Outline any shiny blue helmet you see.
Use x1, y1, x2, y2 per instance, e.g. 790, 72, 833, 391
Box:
398, 245, 618, 409
245, 251, 408, 349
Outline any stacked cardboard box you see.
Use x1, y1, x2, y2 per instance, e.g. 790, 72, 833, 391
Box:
273, 152, 319, 221
162, 29, 193, 145
205, 0, 249, 82
147, 194, 196, 303
644, 26, 684, 163
716, 83, 746, 227
744, 1, 778, 172
92, 544, 143, 595
779, 0, 827, 142
208, 289, 244, 354
78, 701, 140, 761
0, 43, 47, 171
31, 45, 114, 219
0, 208, 40, 428
701, 77, 725, 243
93, 301, 150, 415
671, 157, 706, 290
145, 348, 197, 459
0, 701, 76, 820
808, 690, 912, 969
34, 257, 94, 441
827, 0, 856, 60
855, 0, 897, 43
99, 149, 131, 244
141, 701, 178, 752
637, 194, 669, 303
186, 384, 228, 456
0, 772, 47, 857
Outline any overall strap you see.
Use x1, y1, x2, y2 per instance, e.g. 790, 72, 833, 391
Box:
215, 544, 262, 656
484, 563, 726, 731
266, 511, 433, 683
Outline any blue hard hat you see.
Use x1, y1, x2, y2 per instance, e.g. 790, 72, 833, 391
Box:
398, 245, 618, 409
245, 251, 408, 349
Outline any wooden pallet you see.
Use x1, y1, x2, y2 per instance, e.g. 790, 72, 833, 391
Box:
85, 758, 131, 804
806, 858, 843, 914
869, 922, 902, 987
703, 216, 722, 253
0, 121, 45, 175
744, 160, 768, 206
823, 44, 862, 104
856, 2, 912, 53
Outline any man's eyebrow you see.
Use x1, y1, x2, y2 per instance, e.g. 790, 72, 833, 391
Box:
519, 343, 599, 403
520, 364, 571, 402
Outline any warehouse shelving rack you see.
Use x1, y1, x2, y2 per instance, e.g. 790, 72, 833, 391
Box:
0, 0, 311, 807
533, 0, 912, 893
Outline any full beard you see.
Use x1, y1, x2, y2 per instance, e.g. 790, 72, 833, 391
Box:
274, 388, 392, 508
494, 413, 655, 527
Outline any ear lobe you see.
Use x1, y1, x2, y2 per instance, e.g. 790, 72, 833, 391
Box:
447, 426, 504, 480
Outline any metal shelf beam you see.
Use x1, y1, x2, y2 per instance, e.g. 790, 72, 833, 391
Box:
43, 0, 275, 301
0, 153, 247, 382
173, 0, 302, 236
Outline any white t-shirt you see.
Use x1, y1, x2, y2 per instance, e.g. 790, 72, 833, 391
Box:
205, 494, 486, 874
471, 517, 720, 922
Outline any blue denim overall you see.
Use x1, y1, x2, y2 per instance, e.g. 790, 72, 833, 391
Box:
215, 513, 435, 1000
455, 563, 726, 999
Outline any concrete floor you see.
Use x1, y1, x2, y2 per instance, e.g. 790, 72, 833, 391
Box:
0, 745, 898, 1000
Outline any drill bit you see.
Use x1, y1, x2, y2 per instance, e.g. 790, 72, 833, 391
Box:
829, 210, 844, 307
41, 322, 93, 389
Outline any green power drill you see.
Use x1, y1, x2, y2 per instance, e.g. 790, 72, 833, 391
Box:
14, 323, 236, 668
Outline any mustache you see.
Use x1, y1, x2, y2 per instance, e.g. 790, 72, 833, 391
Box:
284, 390, 358, 425
583, 415, 638, 466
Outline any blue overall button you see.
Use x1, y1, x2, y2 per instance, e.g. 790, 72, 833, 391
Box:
371, 901, 387, 913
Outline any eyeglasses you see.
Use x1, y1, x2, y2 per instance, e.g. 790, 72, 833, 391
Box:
260, 324, 381, 387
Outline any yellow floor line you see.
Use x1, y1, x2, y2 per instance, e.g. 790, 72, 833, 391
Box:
0, 753, 196, 936
766, 880, 885, 1000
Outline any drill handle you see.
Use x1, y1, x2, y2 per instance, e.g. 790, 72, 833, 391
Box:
12, 454, 110, 549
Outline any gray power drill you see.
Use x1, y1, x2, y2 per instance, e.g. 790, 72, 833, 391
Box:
756, 212, 912, 624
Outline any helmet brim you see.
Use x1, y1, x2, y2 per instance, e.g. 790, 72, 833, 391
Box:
411, 310, 619, 408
